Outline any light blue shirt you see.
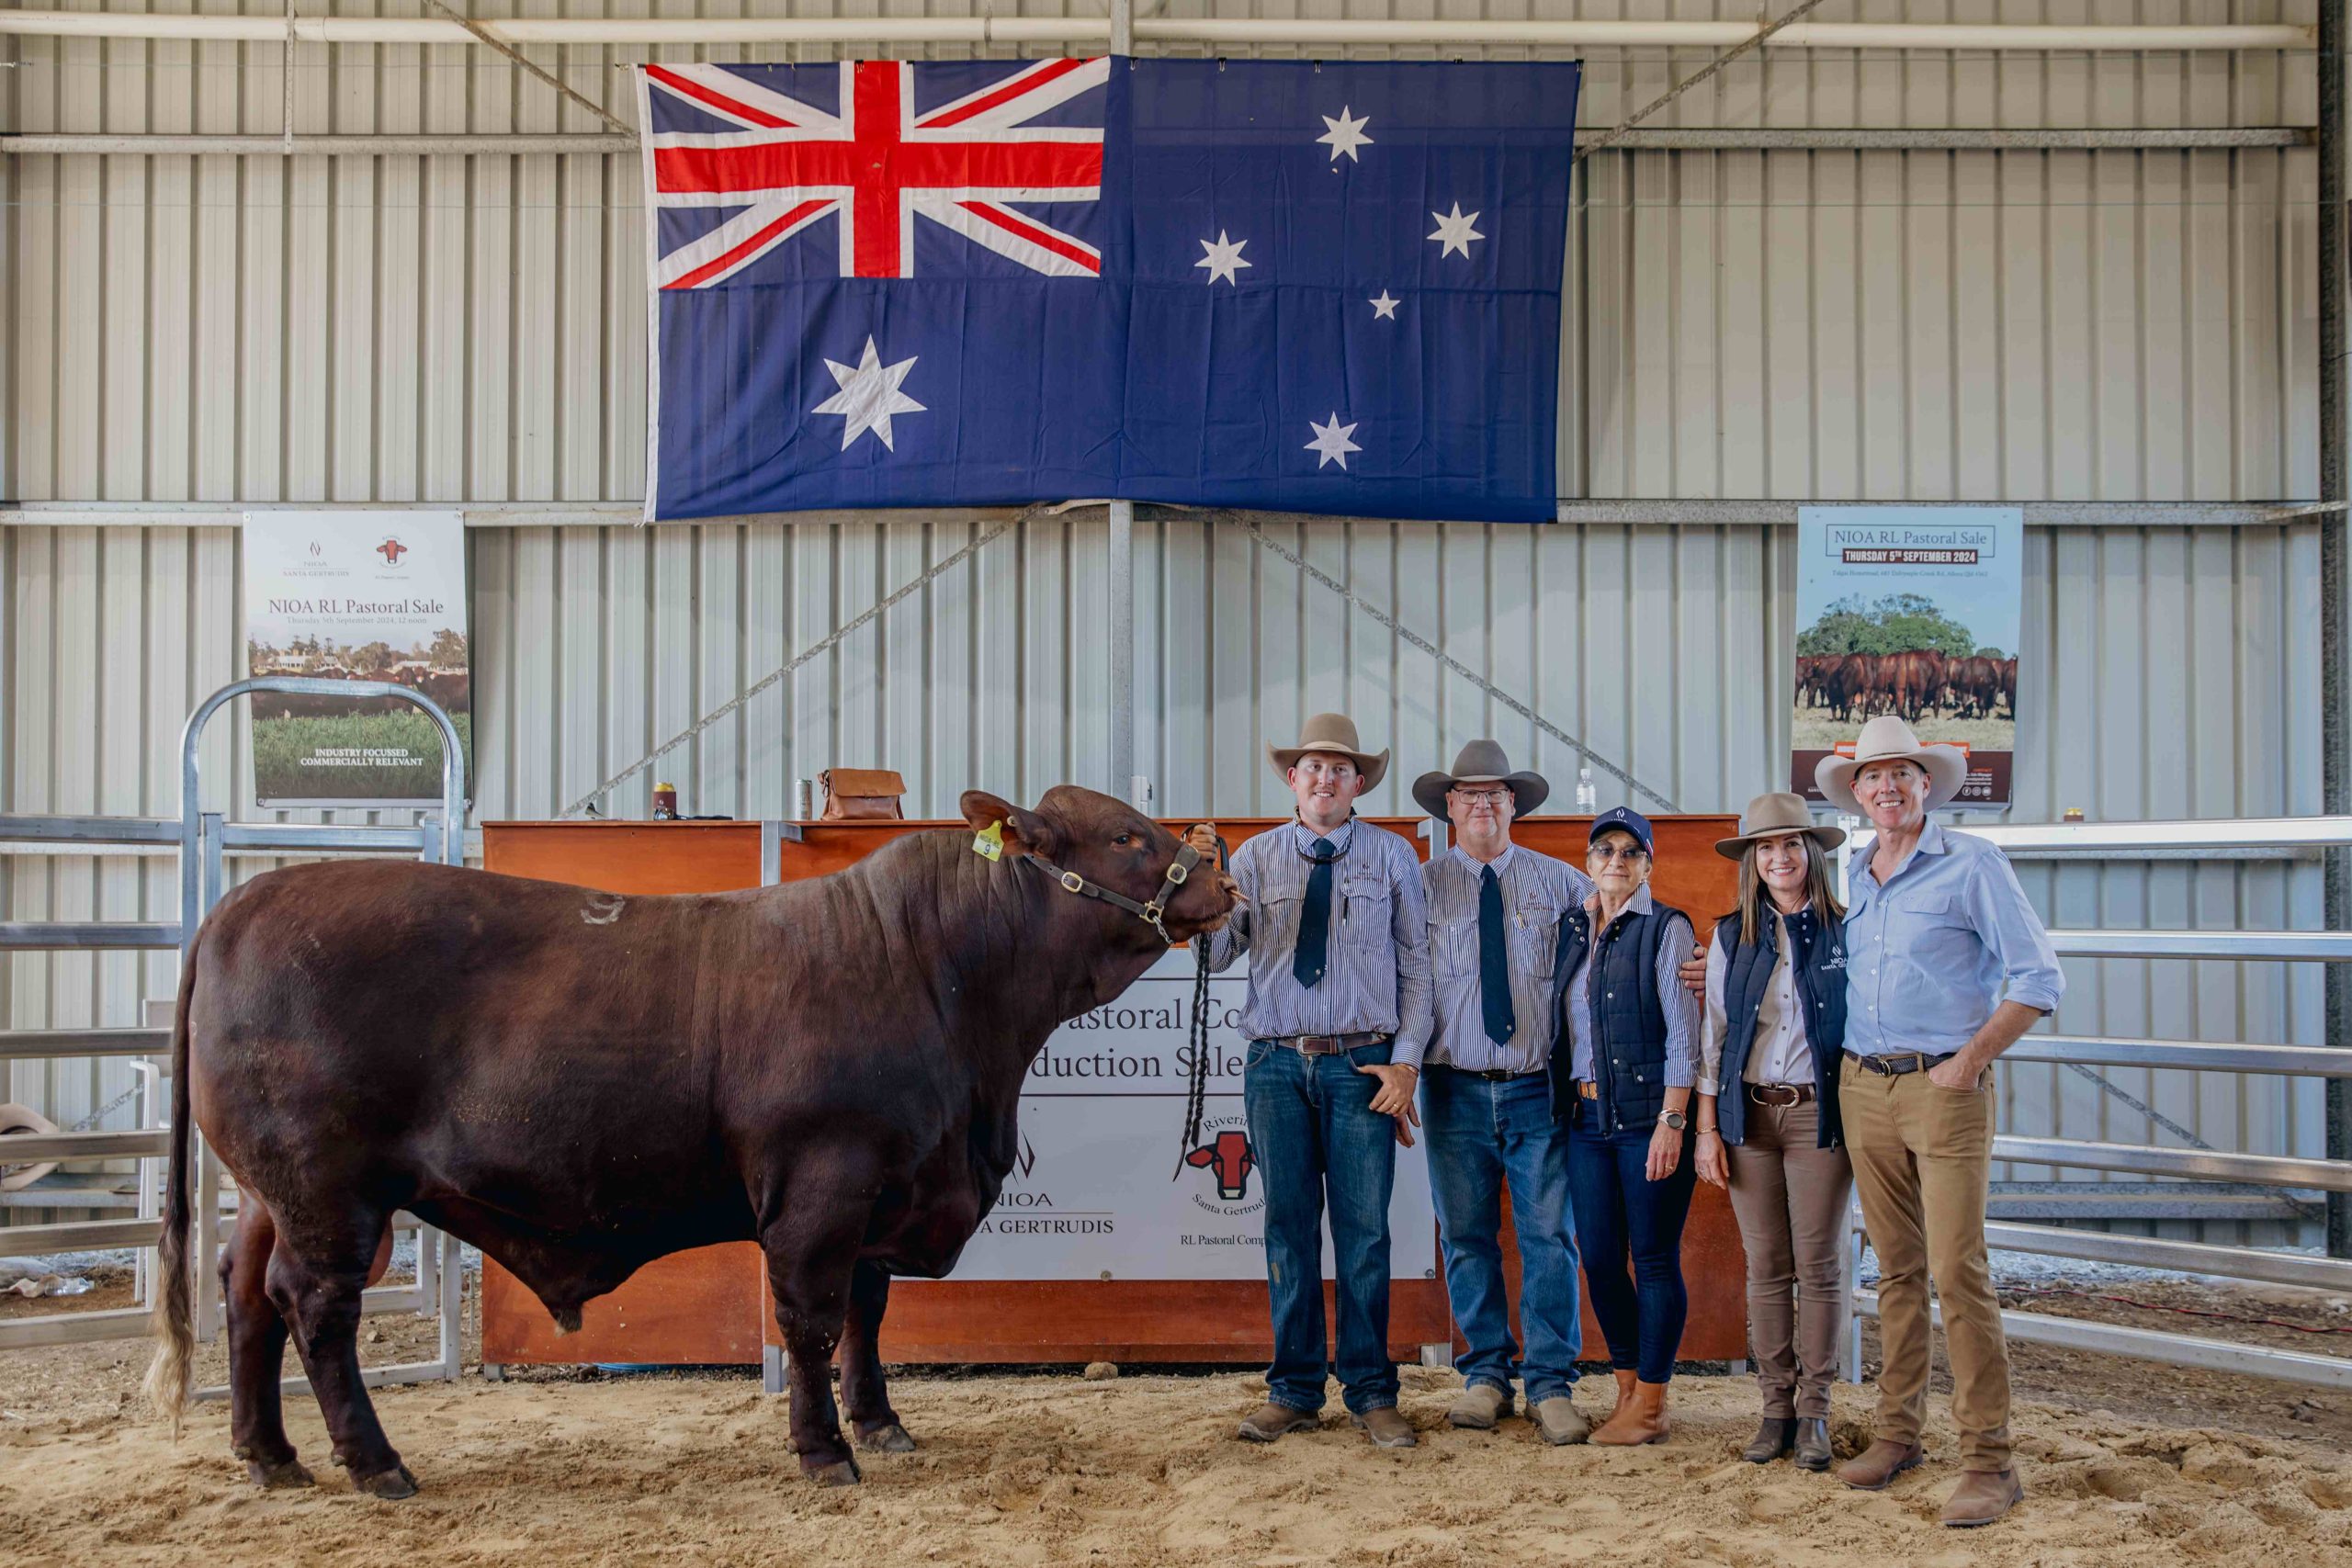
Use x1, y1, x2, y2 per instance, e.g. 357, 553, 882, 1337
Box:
1422, 843, 1593, 1074
1842, 820, 2065, 1057
1198, 817, 1436, 1068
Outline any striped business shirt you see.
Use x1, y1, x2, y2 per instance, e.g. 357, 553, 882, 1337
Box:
1197, 817, 1435, 1068
1422, 843, 1593, 1075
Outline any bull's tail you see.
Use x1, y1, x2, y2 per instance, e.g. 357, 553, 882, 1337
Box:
141, 931, 199, 1434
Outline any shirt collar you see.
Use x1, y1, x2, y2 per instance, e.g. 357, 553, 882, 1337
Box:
1454, 842, 1515, 877
1591, 884, 1654, 926
1291, 816, 1356, 854
1860, 818, 1947, 892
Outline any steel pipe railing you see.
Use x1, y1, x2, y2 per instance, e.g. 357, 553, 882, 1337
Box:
0, 814, 182, 845
2048, 929, 2352, 962
1855, 1292, 2352, 1391
1981, 1221, 2352, 1292
1992, 1135, 2352, 1190
0, 922, 181, 950
2004, 1035, 2352, 1077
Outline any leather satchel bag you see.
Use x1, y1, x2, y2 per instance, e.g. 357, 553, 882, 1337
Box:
819, 767, 906, 821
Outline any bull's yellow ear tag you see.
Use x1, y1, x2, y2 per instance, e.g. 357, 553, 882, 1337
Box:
973, 819, 1005, 862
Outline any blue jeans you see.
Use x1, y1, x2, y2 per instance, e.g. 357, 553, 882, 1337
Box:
1244, 1038, 1399, 1416
1421, 1066, 1582, 1405
1566, 1108, 1697, 1383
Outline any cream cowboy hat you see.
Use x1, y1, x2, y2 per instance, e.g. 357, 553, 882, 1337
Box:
1715, 791, 1846, 860
1268, 712, 1389, 792
1412, 739, 1549, 819
1814, 716, 1968, 813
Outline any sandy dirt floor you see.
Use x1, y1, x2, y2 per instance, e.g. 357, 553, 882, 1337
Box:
6, 1283, 2352, 1568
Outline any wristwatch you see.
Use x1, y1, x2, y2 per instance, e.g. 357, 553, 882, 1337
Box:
1657, 1109, 1689, 1131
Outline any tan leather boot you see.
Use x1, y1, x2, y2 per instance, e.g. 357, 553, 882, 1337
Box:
1446, 1382, 1510, 1430
1589, 1379, 1670, 1445
1939, 1468, 2024, 1528
1351, 1406, 1419, 1449
1606, 1368, 1637, 1418
1235, 1401, 1319, 1442
1837, 1438, 1925, 1489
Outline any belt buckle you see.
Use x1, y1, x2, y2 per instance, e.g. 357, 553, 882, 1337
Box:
1751, 1083, 1796, 1106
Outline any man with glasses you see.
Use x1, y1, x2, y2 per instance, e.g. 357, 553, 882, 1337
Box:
1185, 713, 1432, 1450
1411, 741, 1596, 1444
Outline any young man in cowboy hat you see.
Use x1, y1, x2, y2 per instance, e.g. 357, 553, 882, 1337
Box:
1815, 716, 2064, 1527
1185, 713, 1433, 1450
1411, 740, 1596, 1444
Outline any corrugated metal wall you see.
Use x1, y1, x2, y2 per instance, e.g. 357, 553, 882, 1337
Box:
0, 2, 2335, 1243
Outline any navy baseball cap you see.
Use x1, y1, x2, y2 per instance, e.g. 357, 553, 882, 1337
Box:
1588, 806, 1655, 857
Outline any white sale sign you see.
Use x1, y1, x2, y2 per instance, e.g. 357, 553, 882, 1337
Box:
951, 949, 1439, 1283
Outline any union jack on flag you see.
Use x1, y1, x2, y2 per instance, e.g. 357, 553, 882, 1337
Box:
636, 58, 1580, 525
642, 58, 1109, 287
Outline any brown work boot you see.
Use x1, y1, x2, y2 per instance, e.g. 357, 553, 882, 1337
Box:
1741, 1416, 1797, 1463
1532, 1395, 1590, 1446
1838, 1438, 1925, 1490
1445, 1382, 1510, 1430
1939, 1468, 2024, 1528
1235, 1401, 1319, 1442
1589, 1380, 1670, 1446
1606, 1367, 1637, 1417
1792, 1417, 1834, 1472
1351, 1406, 1419, 1449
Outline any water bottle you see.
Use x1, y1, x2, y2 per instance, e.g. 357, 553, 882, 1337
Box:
1575, 766, 1598, 814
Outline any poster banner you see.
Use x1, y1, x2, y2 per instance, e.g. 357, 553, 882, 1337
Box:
952, 949, 1438, 1282
1792, 505, 2024, 808
243, 511, 471, 808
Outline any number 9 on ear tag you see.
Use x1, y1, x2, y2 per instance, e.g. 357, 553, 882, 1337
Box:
973, 819, 1005, 862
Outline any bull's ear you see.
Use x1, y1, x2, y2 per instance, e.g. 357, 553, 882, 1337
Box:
958, 790, 1061, 860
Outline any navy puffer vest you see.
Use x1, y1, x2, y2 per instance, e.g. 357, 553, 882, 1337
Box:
1548, 898, 1690, 1134
1713, 906, 1849, 1148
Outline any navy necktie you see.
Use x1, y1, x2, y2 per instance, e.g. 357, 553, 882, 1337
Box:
1292, 837, 1337, 989
1479, 865, 1516, 1046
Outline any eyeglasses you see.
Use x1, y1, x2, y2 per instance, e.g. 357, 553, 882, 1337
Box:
1450, 788, 1510, 807
1588, 842, 1650, 863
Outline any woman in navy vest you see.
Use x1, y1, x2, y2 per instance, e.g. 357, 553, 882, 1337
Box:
1550, 807, 1702, 1446
1690, 792, 1851, 1472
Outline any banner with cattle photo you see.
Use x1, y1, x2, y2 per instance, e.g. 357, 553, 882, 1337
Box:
243, 511, 471, 809
1792, 505, 2024, 808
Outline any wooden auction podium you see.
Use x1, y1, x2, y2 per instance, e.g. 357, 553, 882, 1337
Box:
478, 815, 1746, 1375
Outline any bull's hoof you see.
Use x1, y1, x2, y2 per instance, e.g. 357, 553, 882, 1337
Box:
854, 1421, 917, 1454
244, 1456, 315, 1490
352, 1462, 419, 1500
803, 1457, 862, 1487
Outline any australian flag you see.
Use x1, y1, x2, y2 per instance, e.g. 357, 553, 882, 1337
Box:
638, 58, 1580, 524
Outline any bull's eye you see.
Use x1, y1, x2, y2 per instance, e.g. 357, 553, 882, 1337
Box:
1114, 832, 1134, 847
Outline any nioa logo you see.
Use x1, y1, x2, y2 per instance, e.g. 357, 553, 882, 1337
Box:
376, 536, 409, 567
998, 1134, 1056, 1207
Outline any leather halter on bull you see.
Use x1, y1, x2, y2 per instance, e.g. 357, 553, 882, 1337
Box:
1024, 842, 1203, 946
1003, 830, 1219, 1171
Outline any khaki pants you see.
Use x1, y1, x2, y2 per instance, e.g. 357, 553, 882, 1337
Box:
1724, 1097, 1853, 1420
1839, 1056, 2012, 1472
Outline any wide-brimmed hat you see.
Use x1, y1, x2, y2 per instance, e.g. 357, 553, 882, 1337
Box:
1715, 791, 1847, 861
1815, 716, 1968, 813
1412, 739, 1549, 820
1267, 712, 1389, 792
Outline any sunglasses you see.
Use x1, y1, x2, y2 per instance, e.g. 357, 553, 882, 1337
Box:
1588, 842, 1650, 863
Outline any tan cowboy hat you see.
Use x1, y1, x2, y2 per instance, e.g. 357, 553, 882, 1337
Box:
1268, 712, 1389, 792
0, 1102, 61, 1193
1412, 739, 1549, 819
1815, 716, 1968, 813
1715, 791, 1846, 860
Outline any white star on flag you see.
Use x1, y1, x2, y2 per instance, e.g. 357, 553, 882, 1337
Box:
1195, 231, 1251, 286
1428, 203, 1486, 258
1317, 107, 1374, 163
811, 337, 923, 452
1306, 412, 1363, 470
1369, 290, 1401, 320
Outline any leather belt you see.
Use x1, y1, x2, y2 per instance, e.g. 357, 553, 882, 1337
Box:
1575, 1078, 1600, 1100
1277, 1032, 1389, 1057
1434, 1064, 1545, 1083
1844, 1050, 1955, 1077
1747, 1082, 1816, 1107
